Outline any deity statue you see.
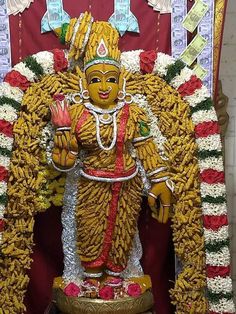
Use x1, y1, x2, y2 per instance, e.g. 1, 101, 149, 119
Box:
50, 15, 173, 312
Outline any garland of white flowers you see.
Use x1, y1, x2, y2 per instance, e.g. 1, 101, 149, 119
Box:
121, 50, 235, 313
0, 48, 234, 313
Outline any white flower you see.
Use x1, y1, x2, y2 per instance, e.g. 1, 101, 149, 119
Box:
204, 226, 229, 242
0, 104, 18, 122
198, 156, 224, 172
200, 183, 226, 198
209, 299, 235, 313
121, 50, 143, 73
196, 134, 222, 152
0, 204, 4, 217
0, 82, 23, 102
0, 134, 13, 150
184, 85, 210, 107
153, 52, 174, 77
170, 67, 193, 89
14, 62, 36, 82
0, 155, 10, 169
206, 247, 230, 266
207, 276, 232, 294
33, 51, 55, 75
191, 108, 218, 125
202, 202, 227, 216
0, 181, 7, 195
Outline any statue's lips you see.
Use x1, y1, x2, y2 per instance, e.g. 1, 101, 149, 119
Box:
99, 91, 110, 99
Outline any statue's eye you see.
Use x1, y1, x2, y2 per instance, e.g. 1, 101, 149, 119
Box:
107, 77, 117, 83
90, 77, 101, 84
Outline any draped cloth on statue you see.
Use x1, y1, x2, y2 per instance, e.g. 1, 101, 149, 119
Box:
9, 1, 174, 313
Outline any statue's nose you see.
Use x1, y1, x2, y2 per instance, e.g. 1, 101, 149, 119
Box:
100, 79, 108, 91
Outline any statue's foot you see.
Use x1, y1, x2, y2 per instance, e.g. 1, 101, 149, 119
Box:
82, 278, 100, 298
103, 276, 123, 288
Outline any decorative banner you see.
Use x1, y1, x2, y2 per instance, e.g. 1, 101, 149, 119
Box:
147, 0, 172, 13
7, 0, 34, 15
171, 0, 188, 59
180, 33, 207, 66
41, 0, 70, 33
197, 0, 214, 95
182, 0, 209, 33
0, 0, 11, 82
108, 0, 139, 36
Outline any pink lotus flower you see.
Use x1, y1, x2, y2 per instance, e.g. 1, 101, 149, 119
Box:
127, 283, 142, 298
50, 98, 71, 127
63, 282, 81, 297
98, 286, 114, 300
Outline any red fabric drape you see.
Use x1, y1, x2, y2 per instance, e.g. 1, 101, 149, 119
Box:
9, 1, 175, 313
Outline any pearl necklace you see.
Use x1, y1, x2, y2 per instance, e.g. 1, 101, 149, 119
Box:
84, 102, 125, 151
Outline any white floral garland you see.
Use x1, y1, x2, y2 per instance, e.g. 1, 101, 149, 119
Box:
120, 49, 235, 313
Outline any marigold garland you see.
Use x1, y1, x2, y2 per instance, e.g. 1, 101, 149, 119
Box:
0, 48, 234, 314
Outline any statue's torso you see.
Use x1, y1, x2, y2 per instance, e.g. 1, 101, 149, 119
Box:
70, 103, 145, 173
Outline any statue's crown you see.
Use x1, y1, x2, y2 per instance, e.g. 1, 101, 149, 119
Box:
55, 12, 121, 70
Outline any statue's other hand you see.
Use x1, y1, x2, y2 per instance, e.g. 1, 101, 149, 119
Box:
148, 182, 172, 224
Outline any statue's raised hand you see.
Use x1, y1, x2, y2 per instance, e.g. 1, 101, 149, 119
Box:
147, 181, 173, 224
50, 94, 78, 169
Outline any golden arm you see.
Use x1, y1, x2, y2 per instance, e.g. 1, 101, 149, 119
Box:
133, 114, 173, 223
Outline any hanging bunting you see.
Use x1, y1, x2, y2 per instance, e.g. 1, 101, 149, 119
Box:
171, 0, 188, 59
41, 0, 70, 33
0, 0, 11, 82
7, 0, 34, 15
147, 0, 172, 14
197, 0, 214, 95
108, 0, 139, 36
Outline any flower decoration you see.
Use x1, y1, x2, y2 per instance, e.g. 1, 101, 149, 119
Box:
98, 286, 114, 300
64, 282, 81, 297
4, 70, 30, 91
178, 75, 203, 97
127, 283, 142, 297
52, 49, 69, 72
50, 100, 71, 127
200, 169, 225, 184
140, 50, 157, 74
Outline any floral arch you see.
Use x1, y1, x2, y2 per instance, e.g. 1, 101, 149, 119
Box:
0, 48, 234, 314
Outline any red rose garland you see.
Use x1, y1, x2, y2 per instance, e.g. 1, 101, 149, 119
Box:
4, 70, 30, 91
178, 75, 202, 97
140, 50, 157, 74
203, 215, 228, 231
195, 121, 220, 138
200, 169, 225, 184
52, 49, 69, 72
0, 120, 13, 138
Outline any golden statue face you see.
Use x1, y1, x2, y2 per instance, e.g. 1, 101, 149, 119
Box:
85, 63, 120, 108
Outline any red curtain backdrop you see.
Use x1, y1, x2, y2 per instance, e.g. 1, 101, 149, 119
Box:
9, 1, 175, 313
